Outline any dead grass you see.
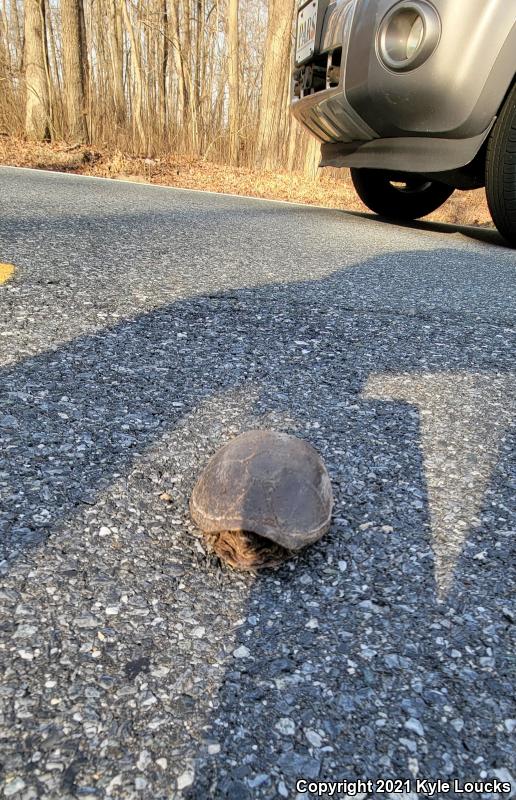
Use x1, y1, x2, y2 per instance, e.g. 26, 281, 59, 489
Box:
0, 136, 492, 228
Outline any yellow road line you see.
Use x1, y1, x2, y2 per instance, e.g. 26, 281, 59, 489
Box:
0, 263, 15, 284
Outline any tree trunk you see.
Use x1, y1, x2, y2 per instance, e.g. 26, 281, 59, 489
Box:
256, 0, 295, 170
109, 0, 125, 125
168, 0, 186, 124
227, 0, 239, 165
24, 0, 51, 140
160, 0, 169, 133
121, 0, 146, 152
194, 0, 203, 110
181, 0, 199, 152
12, 1, 24, 62
61, 0, 89, 142
80, 0, 90, 129
303, 134, 320, 179
0, 16, 14, 133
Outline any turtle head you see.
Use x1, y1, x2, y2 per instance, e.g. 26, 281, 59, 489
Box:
203, 530, 289, 571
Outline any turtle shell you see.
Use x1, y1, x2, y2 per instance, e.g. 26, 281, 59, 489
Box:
190, 430, 333, 551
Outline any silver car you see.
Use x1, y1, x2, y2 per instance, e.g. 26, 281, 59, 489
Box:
292, 0, 516, 245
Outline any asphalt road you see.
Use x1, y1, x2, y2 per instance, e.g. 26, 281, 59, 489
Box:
0, 167, 515, 800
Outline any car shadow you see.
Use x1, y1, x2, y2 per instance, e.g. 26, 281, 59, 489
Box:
343, 210, 511, 249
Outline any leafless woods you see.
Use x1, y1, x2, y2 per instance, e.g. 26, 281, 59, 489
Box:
0, 0, 318, 172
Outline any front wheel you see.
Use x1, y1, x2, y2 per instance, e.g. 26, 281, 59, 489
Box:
350, 168, 454, 220
485, 81, 516, 247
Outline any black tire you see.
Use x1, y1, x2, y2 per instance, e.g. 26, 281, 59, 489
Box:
350, 168, 454, 220
485, 81, 516, 247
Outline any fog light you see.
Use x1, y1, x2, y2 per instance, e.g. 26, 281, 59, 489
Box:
377, 1, 440, 71
406, 15, 424, 59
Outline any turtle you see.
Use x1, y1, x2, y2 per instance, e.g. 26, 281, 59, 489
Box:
190, 430, 333, 570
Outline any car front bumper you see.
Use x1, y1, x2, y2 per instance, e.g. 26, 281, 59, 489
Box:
291, 0, 516, 173
292, 0, 376, 145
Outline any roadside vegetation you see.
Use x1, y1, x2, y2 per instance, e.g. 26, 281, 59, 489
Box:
0, 0, 491, 227
0, 136, 491, 226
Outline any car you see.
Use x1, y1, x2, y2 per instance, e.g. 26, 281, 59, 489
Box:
291, 0, 516, 245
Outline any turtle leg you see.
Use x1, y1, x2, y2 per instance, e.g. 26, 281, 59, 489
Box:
203, 530, 289, 571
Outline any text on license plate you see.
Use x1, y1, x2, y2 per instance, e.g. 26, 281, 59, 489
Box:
296, 1, 318, 64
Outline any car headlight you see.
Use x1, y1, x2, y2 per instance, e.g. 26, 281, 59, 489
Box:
377, 1, 440, 71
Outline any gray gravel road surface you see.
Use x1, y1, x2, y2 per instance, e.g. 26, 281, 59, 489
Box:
0, 167, 515, 800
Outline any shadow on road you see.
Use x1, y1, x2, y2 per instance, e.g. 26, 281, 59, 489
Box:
1, 246, 514, 795
344, 210, 512, 249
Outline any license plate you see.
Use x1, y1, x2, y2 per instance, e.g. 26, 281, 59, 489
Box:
296, 0, 318, 64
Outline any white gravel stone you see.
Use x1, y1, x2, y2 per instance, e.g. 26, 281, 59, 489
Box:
17, 650, 34, 661
408, 757, 419, 777
106, 774, 123, 793
177, 769, 195, 790
275, 718, 295, 736
4, 778, 26, 797
404, 718, 425, 737
304, 729, 323, 748
13, 625, 37, 638
233, 645, 250, 658
137, 750, 152, 770
74, 614, 99, 629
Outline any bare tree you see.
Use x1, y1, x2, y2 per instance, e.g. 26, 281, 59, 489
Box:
109, 0, 126, 125
168, 0, 187, 124
255, 0, 295, 169
0, 13, 14, 132
121, 0, 146, 152
227, 0, 239, 164
181, 0, 200, 152
2, 0, 322, 176
61, 0, 89, 142
159, 0, 169, 131
24, 0, 51, 140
